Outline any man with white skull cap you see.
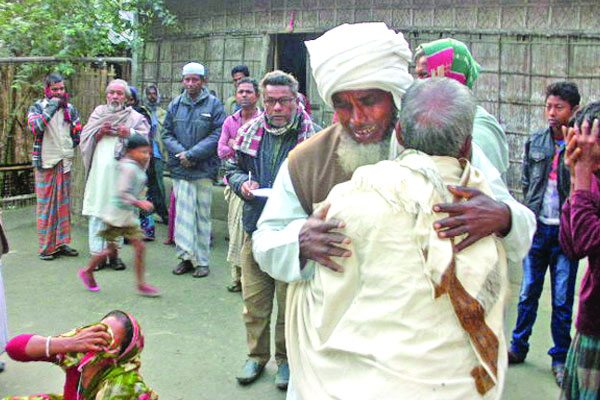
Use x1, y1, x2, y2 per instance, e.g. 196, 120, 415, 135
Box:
251, 22, 535, 398
161, 62, 226, 278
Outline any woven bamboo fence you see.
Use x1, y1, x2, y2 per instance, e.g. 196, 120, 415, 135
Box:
0, 64, 115, 212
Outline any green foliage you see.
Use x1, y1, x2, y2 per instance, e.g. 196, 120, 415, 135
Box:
0, 0, 176, 64
0, 0, 177, 165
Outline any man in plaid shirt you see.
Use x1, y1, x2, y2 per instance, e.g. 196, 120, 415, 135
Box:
27, 72, 82, 261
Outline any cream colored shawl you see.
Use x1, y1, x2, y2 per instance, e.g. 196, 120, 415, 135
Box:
80, 105, 149, 182
286, 150, 508, 400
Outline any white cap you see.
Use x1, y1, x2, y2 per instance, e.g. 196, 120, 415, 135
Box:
182, 62, 205, 77
305, 22, 413, 110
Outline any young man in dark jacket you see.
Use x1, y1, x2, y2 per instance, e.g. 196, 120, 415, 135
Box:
162, 62, 226, 278
509, 81, 580, 387
225, 70, 316, 391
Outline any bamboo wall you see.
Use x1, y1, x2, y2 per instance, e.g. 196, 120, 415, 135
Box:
144, 0, 600, 198
142, 34, 268, 106
0, 66, 40, 166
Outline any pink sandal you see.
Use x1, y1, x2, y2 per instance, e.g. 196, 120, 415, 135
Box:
137, 283, 161, 297
78, 269, 99, 292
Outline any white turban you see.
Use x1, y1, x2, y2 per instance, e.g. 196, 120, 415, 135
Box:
305, 22, 413, 110
182, 62, 205, 77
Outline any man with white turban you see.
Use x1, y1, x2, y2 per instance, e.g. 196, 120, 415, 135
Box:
251, 22, 535, 398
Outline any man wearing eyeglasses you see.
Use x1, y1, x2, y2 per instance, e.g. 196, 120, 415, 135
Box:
225, 70, 317, 390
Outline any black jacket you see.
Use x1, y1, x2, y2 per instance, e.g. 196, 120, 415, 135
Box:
162, 89, 226, 181
522, 127, 571, 218
226, 127, 304, 234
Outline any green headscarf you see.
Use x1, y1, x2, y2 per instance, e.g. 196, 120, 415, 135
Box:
417, 38, 482, 89
3, 314, 157, 400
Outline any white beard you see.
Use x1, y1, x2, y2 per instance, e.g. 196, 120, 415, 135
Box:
336, 131, 392, 174
107, 102, 126, 112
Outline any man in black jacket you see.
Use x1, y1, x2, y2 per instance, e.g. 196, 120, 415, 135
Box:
225, 70, 316, 390
162, 62, 227, 278
509, 81, 580, 387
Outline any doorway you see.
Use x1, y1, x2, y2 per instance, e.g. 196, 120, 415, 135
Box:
273, 33, 318, 96
272, 32, 333, 126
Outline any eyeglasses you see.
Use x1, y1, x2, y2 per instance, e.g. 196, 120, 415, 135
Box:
263, 97, 295, 107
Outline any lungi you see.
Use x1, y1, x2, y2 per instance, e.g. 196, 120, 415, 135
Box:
139, 206, 155, 240
173, 178, 212, 266
224, 186, 243, 283
34, 161, 71, 255
147, 157, 168, 222
166, 189, 176, 243
560, 332, 600, 400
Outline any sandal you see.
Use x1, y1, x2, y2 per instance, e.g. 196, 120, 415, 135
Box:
94, 258, 108, 271
226, 282, 242, 292
137, 283, 162, 297
78, 269, 99, 292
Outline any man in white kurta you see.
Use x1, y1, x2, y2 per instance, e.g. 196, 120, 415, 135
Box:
253, 23, 534, 281
280, 78, 511, 399
252, 24, 536, 399
81, 79, 149, 268
286, 149, 508, 399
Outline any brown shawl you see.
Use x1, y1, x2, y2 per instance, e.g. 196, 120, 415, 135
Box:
287, 123, 352, 215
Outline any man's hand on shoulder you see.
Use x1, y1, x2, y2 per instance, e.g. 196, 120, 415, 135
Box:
433, 186, 511, 252
299, 203, 351, 273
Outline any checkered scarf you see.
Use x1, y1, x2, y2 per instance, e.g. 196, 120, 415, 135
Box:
233, 103, 314, 157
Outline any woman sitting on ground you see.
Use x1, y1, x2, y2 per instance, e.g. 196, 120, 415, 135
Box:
2, 310, 157, 400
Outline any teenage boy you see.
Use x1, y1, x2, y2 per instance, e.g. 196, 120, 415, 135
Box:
509, 81, 580, 387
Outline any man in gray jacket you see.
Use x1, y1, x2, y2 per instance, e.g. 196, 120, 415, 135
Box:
162, 62, 227, 278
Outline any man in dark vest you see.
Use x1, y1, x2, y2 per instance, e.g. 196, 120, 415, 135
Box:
27, 72, 82, 260
251, 22, 536, 398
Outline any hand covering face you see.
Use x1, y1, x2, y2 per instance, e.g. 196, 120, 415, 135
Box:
3, 314, 158, 400
305, 22, 413, 110
68, 314, 156, 400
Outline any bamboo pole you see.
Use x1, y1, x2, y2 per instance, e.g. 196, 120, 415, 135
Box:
0, 57, 132, 64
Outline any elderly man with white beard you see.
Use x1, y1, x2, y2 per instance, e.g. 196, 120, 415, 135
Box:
286, 77, 511, 399
80, 79, 150, 270
251, 22, 536, 399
